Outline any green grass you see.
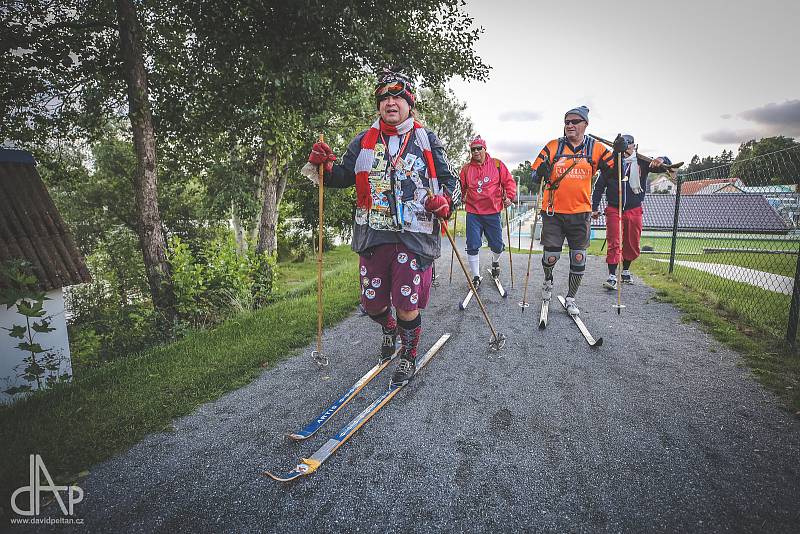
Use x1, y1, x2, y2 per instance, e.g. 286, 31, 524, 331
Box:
588, 237, 798, 278
0, 247, 360, 506
631, 257, 800, 414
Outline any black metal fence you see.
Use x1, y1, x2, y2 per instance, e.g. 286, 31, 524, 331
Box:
595, 145, 800, 347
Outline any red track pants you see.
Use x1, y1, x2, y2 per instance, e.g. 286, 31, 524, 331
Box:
605, 205, 643, 264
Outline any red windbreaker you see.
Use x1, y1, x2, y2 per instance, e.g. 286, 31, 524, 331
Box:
459, 154, 516, 215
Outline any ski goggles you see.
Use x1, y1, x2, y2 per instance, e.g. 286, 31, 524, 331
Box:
564, 119, 586, 125
375, 81, 413, 99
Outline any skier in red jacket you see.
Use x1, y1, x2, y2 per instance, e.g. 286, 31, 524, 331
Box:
458, 136, 516, 288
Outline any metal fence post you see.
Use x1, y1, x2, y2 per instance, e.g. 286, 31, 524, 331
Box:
668, 173, 682, 273
787, 248, 800, 349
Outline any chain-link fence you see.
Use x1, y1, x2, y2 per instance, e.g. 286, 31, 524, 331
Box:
593, 146, 800, 347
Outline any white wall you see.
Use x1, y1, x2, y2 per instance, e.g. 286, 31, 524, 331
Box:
0, 288, 73, 404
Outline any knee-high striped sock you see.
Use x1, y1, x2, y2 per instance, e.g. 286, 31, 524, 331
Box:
567, 273, 583, 298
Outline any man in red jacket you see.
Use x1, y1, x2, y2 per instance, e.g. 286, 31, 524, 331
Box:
459, 136, 516, 288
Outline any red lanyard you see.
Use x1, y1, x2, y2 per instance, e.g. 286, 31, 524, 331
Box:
380, 131, 412, 172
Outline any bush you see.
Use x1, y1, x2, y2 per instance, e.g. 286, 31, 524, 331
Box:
168, 232, 277, 326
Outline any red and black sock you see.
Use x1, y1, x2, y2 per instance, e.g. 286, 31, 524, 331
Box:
369, 308, 397, 335
397, 314, 422, 361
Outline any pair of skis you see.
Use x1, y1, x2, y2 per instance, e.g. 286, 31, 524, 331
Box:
459, 269, 507, 310
538, 294, 602, 347
265, 333, 452, 482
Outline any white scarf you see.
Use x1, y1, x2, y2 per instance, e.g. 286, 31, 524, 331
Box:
625, 152, 642, 194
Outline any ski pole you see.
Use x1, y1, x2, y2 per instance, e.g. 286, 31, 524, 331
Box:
503, 199, 514, 288
312, 134, 329, 370
613, 147, 626, 314
432, 193, 506, 350
519, 178, 545, 313
588, 134, 684, 170
449, 208, 457, 284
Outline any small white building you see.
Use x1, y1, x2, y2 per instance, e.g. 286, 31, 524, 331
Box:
0, 148, 91, 404
648, 173, 677, 194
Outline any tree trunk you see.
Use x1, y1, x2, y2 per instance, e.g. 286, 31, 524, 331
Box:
256, 152, 280, 255
115, 0, 176, 322
231, 204, 247, 254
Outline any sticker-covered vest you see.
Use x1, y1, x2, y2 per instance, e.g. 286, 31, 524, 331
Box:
355, 139, 434, 235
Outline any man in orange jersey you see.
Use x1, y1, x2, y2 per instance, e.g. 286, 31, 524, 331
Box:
531, 106, 626, 316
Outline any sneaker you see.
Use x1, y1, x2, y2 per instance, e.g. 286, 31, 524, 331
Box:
472, 275, 482, 290
603, 275, 617, 290
565, 296, 580, 316
541, 279, 553, 301
390, 356, 416, 386
380, 330, 397, 363
490, 261, 500, 279
621, 270, 633, 284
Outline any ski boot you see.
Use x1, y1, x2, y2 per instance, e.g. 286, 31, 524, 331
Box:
380, 328, 397, 363
472, 275, 482, 291
390, 356, 416, 386
603, 275, 617, 290
564, 296, 580, 316
491, 261, 501, 279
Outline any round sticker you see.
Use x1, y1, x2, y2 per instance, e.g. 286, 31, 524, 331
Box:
371, 277, 382, 288
362, 277, 370, 287
360, 265, 367, 276
397, 252, 408, 264
410, 293, 419, 304
476, 187, 483, 194
413, 274, 421, 285
410, 258, 418, 271
400, 285, 412, 297
365, 288, 376, 300
483, 177, 490, 183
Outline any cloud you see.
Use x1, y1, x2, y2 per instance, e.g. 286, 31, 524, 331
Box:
489, 140, 547, 167
720, 114, 732, 119
701, 129, 759, 145
497, 110, 542, 122
739, 99, 800, 128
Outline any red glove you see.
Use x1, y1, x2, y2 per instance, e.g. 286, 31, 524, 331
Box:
425, 194, 451, 220
308, 142, 336, 173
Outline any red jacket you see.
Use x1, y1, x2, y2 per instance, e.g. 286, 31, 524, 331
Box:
459, 154, 516, 215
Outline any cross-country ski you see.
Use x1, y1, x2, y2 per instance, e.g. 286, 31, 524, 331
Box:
265, 333, 451, 482
487, 268, 507, 298
287, 348, 400, 441
557, 295, 603, 347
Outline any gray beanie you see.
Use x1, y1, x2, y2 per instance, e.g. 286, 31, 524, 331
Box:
564, 106, 589, 122
622, 134, 635, 145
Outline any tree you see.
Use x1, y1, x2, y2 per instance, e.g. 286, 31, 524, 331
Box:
114, 0, 175, 321
731, 136, 800, 186
417, 87, 475, 169
511, 161, 533, 196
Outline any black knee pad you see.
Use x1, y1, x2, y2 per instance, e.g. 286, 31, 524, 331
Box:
569, 249, 587, 274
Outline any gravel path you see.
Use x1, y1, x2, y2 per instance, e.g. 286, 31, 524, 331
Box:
36, 242, 800, 533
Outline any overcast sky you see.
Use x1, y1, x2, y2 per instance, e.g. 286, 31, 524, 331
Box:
447, 0, 800, 169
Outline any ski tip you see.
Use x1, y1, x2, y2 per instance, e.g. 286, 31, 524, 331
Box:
286, 433, 308, 442
458, 302, 465, 310
263, 470, 303, 483
538, 321, 546, 330
592, 338, 603, 347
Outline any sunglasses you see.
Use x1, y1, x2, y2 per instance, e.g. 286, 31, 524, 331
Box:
375, 81, 410, 98
564, 119, 586, 125
470, 146, 484, 152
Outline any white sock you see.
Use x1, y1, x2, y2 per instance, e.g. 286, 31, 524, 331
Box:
491, 251, 502, 263
468, 253, 480, 277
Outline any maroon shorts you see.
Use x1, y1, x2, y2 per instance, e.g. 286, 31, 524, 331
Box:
359, 243, 433, 314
